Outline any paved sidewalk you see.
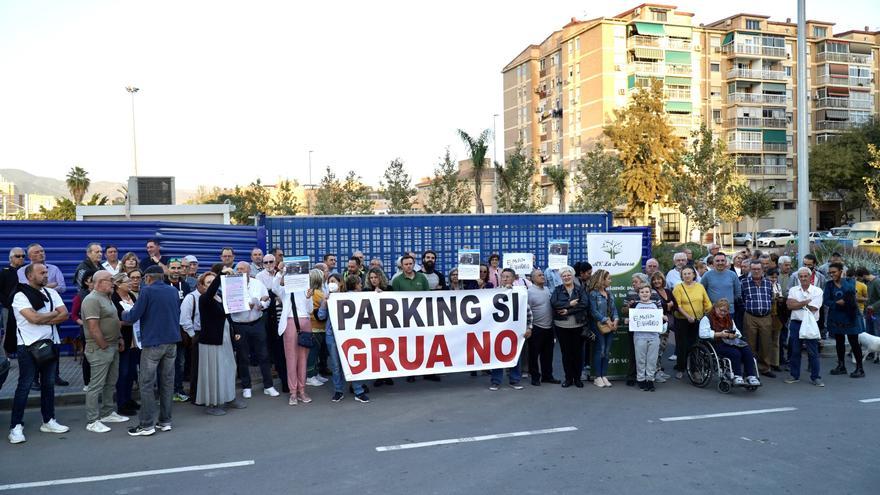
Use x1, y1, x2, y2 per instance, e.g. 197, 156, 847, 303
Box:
1, 355, 88, 408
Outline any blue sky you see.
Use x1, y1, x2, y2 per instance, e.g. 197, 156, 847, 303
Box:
0, 0, 877, 191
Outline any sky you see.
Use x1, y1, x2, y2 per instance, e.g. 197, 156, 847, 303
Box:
0, 0, 878, 191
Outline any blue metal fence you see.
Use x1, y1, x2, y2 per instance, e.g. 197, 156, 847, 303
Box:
0, 221, 262, 345
265, 213, 651, 273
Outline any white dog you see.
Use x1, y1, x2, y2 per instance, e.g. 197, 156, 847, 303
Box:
851, 332, 880, 364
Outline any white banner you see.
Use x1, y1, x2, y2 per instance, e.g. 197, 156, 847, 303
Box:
328, 288, 528, 380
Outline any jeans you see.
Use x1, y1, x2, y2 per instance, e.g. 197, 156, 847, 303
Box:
174, 340, 186, 395
490, 360, 522, 385
788, 320, 820, 381
233, 318, 273, 389
634, 333, 659, 382
138, 344, 176, 428
715, 342, 758, 378
527, 325, 555, 381
116, 347, 140, 409
592, 329, 614, 377
10, 345, 56, 428
84, 345, 119, 422
325, 326, 364, 395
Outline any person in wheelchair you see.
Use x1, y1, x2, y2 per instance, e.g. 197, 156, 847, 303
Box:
699, 298, 761, 387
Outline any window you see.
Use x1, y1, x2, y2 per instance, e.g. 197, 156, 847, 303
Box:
746, 19, 761, 30
710, 63, 720, 72
711, 86, 721, 97
785, 66, 792, 77
712, 109, 722, 121
661, 213, 680, 242
575, 37, 580, 52
710, 36, 721, 48
651, 9, 667, 22
813, 26, 827, 38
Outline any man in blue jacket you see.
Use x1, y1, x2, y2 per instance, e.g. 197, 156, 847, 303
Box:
121, 265, 182, 437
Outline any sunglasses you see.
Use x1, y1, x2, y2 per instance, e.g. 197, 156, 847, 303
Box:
12, 254, 24, 258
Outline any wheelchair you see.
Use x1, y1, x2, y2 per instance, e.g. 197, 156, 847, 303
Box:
686, 339, 760, 394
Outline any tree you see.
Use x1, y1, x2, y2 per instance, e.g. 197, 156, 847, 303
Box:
668, 123, 739, 240
65, 166, 90, 205
496, 143, 543, 213
270, 179, 301, 216
220, 180, 271, 224
717, 177, 749, 251
603, 80, 682, 225
570, 142, 624, 212
545, 164, 567, 213
457, 128, 491, 213
741, 186, 774, 243
810, 120, 880, 218
314, 167, 372, 215
314, 167, 345, 215
341, 171, 374, 215
379, 159, 416, 214
424, 149, 472, 214
39, 193, 108, 220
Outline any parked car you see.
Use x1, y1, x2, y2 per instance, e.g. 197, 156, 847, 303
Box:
829, 226, 851, 240
809, 231, 833, 241
756, 229, 795, 248
733, 232, 753, 247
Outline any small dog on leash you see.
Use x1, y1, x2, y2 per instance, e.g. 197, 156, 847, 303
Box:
852, 333, 880, 364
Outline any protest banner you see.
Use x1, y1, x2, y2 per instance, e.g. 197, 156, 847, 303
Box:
458, 249, 480, 280
586, 232, 644, 377
628, 308, 664, 333
284, 256, 311, 292
221, 274, 249, 314
548, 240, 569, 269
503, 253, 534, 276
328, 287, 528, 380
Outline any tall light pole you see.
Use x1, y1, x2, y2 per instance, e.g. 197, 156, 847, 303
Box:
492, 113, 499, 213
796, 0, 809, 263
306, 150, 314, 215
125, 86, 140, 176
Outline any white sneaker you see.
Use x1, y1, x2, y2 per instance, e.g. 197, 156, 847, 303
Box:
263, 387, 280, 397
40, 419, 69, 434
305, 377, 324, 387
315, 375, 329, 383
746, 376, 761, 386
83, 385, 90, 392
86, 421, 111, 433
733, 376, 745, 386
100, 412, 130, 423
8, 424, 25, 444
242, 388, 252, 399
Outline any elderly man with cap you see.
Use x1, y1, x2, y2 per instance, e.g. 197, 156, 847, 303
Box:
182, 255, 199, 288
121, 265, 182, 437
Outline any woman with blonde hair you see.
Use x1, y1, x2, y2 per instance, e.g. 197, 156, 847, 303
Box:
120, 252, 140, 274
306, 269, 330, 387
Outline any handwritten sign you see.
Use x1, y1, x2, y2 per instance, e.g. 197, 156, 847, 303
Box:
628, 308, 664, 333
284, 256, 311, 292
458, 249, 480, 280
221, 274, 249, 314
503, 253, 534, 276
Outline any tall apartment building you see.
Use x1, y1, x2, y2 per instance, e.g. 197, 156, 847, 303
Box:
502, 3, 879, 241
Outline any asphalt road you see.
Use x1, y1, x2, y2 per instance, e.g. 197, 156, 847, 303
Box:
1, 353, 878, 494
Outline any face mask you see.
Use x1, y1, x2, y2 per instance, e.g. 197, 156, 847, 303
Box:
328, 282, 339, 293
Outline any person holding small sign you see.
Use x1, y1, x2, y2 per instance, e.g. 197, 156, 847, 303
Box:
624, 285, 665, 392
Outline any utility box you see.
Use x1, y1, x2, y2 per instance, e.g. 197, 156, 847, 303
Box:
128, 176, 175, 205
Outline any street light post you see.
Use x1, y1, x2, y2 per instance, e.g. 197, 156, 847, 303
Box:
306, 150, 314, 215
492, 113, 499, 213
125, 86, 140, 176
796, 0, 810, 263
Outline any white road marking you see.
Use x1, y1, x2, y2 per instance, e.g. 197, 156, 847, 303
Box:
0, 461, 255, 491
859, 398, 880, 403
659, 407, 797, 422
375, 426, 578, 452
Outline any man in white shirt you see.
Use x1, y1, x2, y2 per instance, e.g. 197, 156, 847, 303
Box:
785, 267, 825, 386
230, 261, 278, 399
8, 263, 70, 444
102, 245, 122, 276
666, 252, 700, 288
180, 273, 206, 400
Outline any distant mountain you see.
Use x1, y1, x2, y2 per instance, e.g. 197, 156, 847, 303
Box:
0, 169, 196, 204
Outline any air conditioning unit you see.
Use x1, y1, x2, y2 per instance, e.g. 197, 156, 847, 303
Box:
714, 117, 722, 124
128, 176, 175, 206
695, 45, 702, 52
714, 47, 721, 53
618, 89, 626, 95
615, 65, 622, 71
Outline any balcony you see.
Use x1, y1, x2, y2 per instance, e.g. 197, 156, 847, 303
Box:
627, 35, 663, 48
666, 64, 692, 75
667, 38, 692, 50
668, 114, 693, 126
727, 68, 787, 80
816, 120, 853, 130
815, 97, 874, 110
728, 141, 763, 152
726, 117, 788, 128
664, 88, 692, 100
727, 93, 788, 105
813, 74, 873, 87
817, 52, 873, 64
763, 142, 788, 152
631, 61, 663, 75
736, 156, 762, 166
736, 165, 788, 176
722, 43, 786, 58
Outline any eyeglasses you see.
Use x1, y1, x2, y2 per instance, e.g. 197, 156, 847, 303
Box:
169, 258, 182, 263
12, 254, 24, 258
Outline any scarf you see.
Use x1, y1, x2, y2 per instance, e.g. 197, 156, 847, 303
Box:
3, 284, 51, 354
708, 309, 733, 333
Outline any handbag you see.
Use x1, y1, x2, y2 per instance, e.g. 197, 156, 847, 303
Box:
290, 292, 314, 348
798, 309, 821, 340
20, 288, 59, 367
597, 293, 614, 335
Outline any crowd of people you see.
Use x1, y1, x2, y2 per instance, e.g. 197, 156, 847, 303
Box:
0, 239, 874, 444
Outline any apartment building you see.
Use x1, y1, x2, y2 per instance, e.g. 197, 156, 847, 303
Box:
502, 3, 879, 241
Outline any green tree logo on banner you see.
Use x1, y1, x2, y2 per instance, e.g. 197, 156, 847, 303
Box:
602, 240, 623, 260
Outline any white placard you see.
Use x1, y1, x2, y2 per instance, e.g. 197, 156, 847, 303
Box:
503, 253, 534, 276
548, 240, 569, 269
221, 274, 249, 314
132, 321, 142, 349
284, 256, 311, 292
628, 308, 664, 333
586, 232, 644, 276
458, 249, 480, 280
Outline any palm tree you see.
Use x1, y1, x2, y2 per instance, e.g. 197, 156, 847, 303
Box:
66, 166, 90, 205
457, 128, 491, 214
493, 160, 514, 212
545, 164, 568, 212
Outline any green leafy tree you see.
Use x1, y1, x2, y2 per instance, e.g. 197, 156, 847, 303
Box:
669, 123, 739, 239
379, 159, 416, 214
457, 128, 491, 213
603, 80, 682, 225
341, 171, 374, 215
741, 186, 774, 242
496, 143, 543, 213
65, 166, 90, 205
810, 119, 880, 217
425, 149, 472, 213
314, 167, 372, 215
270, 179, 301, 216
545, 164, 567, 213
571, 142, 624, 212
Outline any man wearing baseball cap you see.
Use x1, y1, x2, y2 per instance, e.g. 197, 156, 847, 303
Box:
182, 255, 199, 289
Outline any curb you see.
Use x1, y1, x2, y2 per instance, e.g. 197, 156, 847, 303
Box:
0, 391, 86, 411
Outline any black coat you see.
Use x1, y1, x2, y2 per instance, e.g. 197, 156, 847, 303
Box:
550, 283, 590, 324
111, 291, 137, 349
198, 275, 234, 346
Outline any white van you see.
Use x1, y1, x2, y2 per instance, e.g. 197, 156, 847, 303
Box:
847, 221, 880, 242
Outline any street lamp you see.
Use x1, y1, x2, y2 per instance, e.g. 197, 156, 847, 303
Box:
492, 113, 499, 213
125, 86, 140, 176
306, 150, 315, 215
